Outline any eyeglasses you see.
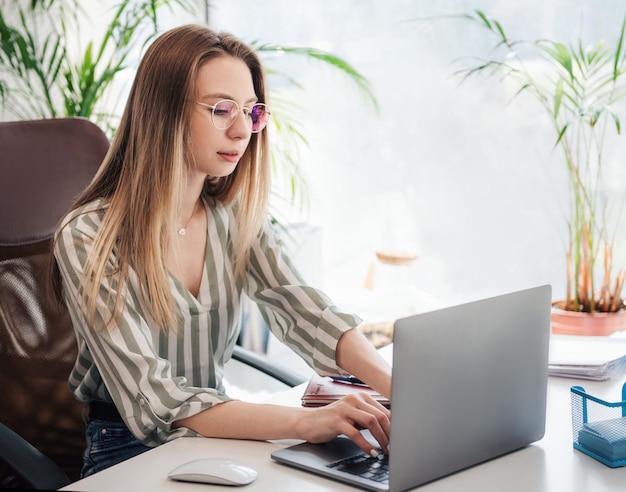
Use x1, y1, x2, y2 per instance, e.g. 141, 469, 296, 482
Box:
195, 100, 271, 133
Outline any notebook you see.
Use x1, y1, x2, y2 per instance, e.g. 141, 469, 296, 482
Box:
301, 374, 390, 408
271, 285, 552, 491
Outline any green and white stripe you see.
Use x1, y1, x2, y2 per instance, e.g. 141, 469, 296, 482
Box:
54, 198, 360, 446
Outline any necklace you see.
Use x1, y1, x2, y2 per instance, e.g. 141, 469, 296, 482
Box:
177, 201, 198, 236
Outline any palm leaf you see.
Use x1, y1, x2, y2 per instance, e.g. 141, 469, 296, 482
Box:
253, 42, 378, 113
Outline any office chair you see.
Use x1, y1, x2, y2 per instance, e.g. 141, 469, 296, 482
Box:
0, 118, 306, 489
0, 118, 110, 489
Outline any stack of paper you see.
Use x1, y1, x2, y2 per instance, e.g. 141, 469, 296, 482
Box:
578, 417, 626, 463
549, 335, 626, 381
301, 374, 390, 408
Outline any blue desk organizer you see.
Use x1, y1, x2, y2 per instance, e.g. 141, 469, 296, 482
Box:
570, 383, 626, 467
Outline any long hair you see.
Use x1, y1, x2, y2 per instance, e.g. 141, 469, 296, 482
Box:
52, 24, 270, 331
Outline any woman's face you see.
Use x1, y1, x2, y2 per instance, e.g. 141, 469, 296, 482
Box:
189, 55, 257, 179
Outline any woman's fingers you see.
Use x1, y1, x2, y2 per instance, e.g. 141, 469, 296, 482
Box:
305, 392, 391, 457
342, 393, 390, 454
341, 422, 384, 457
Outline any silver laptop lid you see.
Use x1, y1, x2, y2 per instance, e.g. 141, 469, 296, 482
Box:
389, 285, 551, 491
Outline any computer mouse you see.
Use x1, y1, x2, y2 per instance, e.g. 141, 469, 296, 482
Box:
168, 457, 258, 486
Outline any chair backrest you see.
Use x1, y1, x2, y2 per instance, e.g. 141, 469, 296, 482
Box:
0, 118, 110, 484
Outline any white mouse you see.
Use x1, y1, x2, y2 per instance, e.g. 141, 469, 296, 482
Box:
168, 458, 257, 486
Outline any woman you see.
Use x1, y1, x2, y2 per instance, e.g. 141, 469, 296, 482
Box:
52, 24, 391, 478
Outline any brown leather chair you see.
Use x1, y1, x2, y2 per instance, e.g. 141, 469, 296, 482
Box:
0, 117, 306, 489
0, 118, 110, 488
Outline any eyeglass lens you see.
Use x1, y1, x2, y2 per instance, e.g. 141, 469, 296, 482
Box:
212, 100, 270, 132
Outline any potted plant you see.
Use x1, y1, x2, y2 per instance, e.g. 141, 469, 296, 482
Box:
452, 10, 626, 335
0, 0, 196, 135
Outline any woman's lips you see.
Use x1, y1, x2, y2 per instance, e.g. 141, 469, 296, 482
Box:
218, 151, 240, 163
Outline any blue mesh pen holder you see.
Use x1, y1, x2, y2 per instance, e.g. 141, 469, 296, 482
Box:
570, 383, 626, 468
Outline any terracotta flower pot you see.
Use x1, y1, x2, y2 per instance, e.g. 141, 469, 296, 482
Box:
551, 303, 626, 336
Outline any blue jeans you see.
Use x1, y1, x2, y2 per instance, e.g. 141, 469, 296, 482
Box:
81, 419, 152, 478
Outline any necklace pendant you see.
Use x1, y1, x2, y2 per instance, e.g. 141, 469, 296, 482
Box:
178, 228, 186, 236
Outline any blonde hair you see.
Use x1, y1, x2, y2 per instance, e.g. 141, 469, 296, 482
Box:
53, 24, 270, 331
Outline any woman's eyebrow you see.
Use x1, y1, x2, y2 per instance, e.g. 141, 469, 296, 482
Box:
200, 93, 258, 104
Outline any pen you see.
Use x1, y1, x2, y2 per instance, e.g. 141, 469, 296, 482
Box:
330, 376, 367, 386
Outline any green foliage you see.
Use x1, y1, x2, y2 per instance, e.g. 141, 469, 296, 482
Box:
0, 1, 378, 215
454, 9, 626, 313
0, 0, 193, 134
252, 41, 378, 217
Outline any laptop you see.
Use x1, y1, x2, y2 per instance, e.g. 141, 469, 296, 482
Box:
271, 285, 552, 491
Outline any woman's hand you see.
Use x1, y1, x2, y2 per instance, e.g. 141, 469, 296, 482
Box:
298, 392, 391, 456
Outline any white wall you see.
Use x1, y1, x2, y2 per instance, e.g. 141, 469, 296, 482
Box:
194, 0, 626, 314
59, 1, 626, 316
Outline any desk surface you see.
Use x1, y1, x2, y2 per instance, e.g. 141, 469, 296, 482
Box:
62, 374, 626, 492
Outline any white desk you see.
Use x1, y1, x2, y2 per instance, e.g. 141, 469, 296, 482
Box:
62, 375, 626, 492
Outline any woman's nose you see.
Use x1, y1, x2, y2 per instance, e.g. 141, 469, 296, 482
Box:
227, 109, 251, 138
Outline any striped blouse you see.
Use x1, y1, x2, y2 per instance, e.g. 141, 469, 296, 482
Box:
54, 197, 361, 447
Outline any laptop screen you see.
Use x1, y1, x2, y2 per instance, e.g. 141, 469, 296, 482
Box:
389, 284, 551, 490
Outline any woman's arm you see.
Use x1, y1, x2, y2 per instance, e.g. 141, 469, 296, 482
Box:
174, 391, 390, 456
336, 327, 392, 399
224, 218, 392, 454
55, 205, 235, 446
174, 326, 393, 456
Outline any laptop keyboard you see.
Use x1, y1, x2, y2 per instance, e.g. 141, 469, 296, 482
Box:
326, 452, 389, 484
